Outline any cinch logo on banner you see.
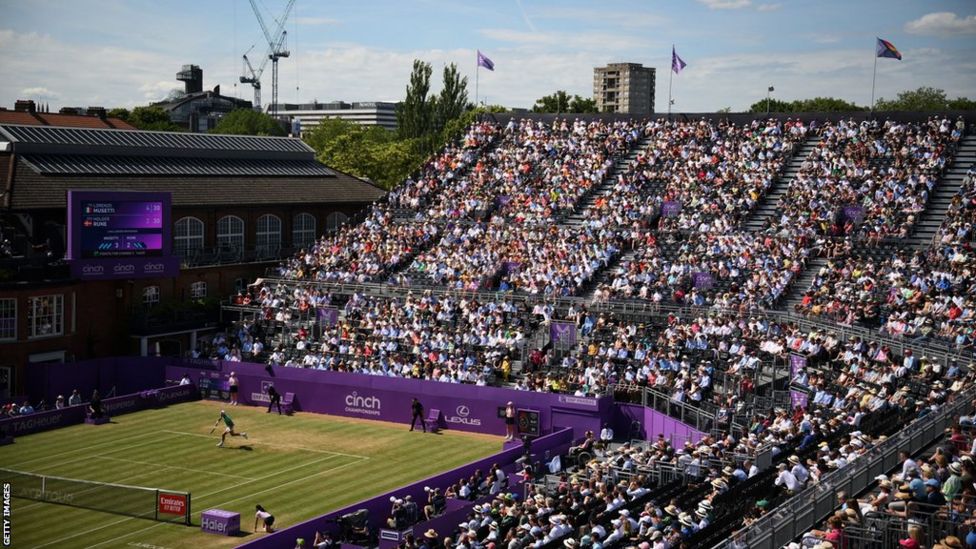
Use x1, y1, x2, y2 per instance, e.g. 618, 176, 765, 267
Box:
344, 392, 381, 416
158, 493, 187, 515
446, 404, 481, 426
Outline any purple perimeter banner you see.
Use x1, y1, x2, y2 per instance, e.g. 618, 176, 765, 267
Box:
0, 384, 198, 437
789, 354, 807, 377
166, 361, 609, 439
549, 320, 577, 347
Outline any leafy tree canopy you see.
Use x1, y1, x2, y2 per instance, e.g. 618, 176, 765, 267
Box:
210, 109, 286, 136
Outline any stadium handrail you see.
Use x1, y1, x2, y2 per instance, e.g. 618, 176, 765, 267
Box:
711, 382, 976, 549
226, 278, 974, 365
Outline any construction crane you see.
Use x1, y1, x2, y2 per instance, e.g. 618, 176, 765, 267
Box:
240, 46, 263, 110
238, 0, 295, 116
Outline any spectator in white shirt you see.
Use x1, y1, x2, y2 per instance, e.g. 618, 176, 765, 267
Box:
775, 463, 800, 493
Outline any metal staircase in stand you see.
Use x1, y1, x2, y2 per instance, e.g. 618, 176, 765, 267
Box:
742, 135, 821, 232
907, 134, 976, 248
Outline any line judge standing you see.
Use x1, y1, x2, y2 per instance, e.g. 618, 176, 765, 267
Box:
410, 397, 426, 432
504, 401, 516, 441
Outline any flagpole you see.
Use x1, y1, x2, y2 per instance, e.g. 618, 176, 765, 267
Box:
476, 58, 480, 107
870, 51, 877, 115
668, 45, 674, 119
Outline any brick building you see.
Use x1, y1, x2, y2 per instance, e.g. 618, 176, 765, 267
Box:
0, 121, 384, 397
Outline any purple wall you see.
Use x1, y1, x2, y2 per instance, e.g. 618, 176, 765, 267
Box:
0, 384, 198, 436
25, 356, 171, 405
165, 362, 611, 439
614, 403, 706, 446
237, 427, 575, 549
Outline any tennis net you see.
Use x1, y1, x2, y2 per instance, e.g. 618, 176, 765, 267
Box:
0, 468, 191, 525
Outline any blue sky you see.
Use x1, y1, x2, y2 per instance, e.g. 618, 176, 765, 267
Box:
1, 0, 974, 111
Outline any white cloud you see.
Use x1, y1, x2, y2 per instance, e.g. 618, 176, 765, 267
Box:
20, 86, 60, 100
756, 3, 782, 12
294, 16, 340, 26
0, 29, 241, 109
138, 81, 181, 101
905, 12, 976, 35
533, 8, 669, 28
697, 0, 752, 10
1, 26, 974, 115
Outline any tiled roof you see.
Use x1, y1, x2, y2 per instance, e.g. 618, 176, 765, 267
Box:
0, 110, 134, 130
8, 160, 385, 209
20, 154, 335, 177
0, 124, 311, 154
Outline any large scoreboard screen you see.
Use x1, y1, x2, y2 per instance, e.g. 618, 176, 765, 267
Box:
67, 190, 178, 280
78, 198, 165, 258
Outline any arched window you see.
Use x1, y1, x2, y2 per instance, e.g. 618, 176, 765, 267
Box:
256, 214, 282, 258
326, 212, 349, 233
216, 215, 244, 253
173, 216, 204, 258
292, 212, 317, 249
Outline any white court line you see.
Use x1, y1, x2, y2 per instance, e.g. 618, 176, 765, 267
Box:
96, 456, 255, 480
39, 452, 352, 549
160, 429, 370, 459
14, 468, 159, 513
23, 433, 180, 477
83, 457, 366, 549
8, 430, 158, 468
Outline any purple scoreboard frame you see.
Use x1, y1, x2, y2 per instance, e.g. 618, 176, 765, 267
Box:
66, 190, 179, 280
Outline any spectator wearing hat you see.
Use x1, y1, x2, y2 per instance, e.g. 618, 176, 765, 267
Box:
944, 461, 964, 501
775, 462, 800, 494
789, 455, 809, 486
924, 477, 947, 509
419, 529, 440, 549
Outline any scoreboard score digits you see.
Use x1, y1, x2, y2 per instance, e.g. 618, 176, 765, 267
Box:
78, 198, 165, 258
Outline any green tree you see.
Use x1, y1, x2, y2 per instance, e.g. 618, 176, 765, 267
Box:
948, 97, 976, 110
127, 106, 182, 131
304, 117, 427, 190
532, 91, 571, 113
210, 109, 286, 136
568, 95, 598, 113
435, 63, 469, 134
747, 97, 863, 113
532, 91, 598, 113
793, 97, 863, 112
107, 107, 130, 121
873, 86, 974, 111
397, 60, 436, 140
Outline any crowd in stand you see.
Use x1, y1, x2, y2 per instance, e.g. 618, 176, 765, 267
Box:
935, 166, 976, 246
593, 232, 808, 309
793, 414, 976, 549
224, 286, 536, 383
493, 119, 643, 224
765, 117, 963, 241
795, 247, 975, 351
644, 117, 808, 234
398, 224, 624, 296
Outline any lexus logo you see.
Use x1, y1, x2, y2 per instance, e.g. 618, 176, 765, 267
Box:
456, 405, 470, 417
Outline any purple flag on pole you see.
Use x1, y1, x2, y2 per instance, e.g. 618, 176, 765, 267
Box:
477, 50, 495, 71
671, 46, 687, 74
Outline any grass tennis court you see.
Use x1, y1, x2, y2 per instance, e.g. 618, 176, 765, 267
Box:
0, 400, 503, 549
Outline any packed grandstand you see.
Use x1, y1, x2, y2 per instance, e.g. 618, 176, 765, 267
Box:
192, 113, 976, 548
